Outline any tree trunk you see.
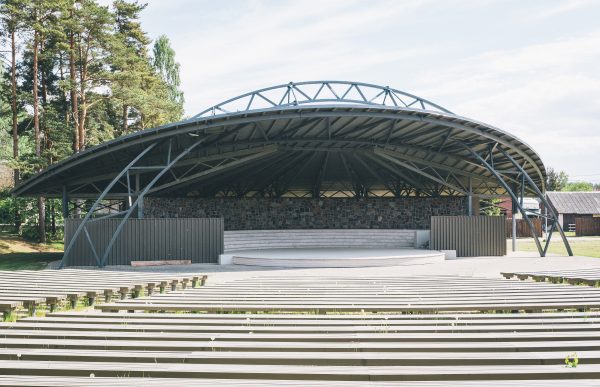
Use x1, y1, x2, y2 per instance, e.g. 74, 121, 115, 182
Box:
59, 54, 70, 131
10, 30, 21, 234
10, 30, 19, 184
69, 13, 79, 153
40, 36, 51, 164
78, 40, 87, 151
78, 86, 86, 150
51, 200, 56, 235
38, 197, 46, 242
122, 104, 128, 133
33, 27, 47, 243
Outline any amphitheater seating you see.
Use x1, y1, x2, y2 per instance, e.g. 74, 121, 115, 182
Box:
96, 275, 600, 313
224, 229, 419, 251
0, 269, 206, 318
1, 274, 600, 383
503, 269, 600, 286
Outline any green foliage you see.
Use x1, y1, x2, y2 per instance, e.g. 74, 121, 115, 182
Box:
0, 0, 185, 241
546, 167, 568, 192
0, 189, 63, 241
565, 352, 579, 368
563, 181, 594, 192
546, 167, 596, 192
481, 198, 502, 216
153, 34, 184, 108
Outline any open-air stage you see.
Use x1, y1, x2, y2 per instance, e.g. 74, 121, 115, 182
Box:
222, 248, 446, 268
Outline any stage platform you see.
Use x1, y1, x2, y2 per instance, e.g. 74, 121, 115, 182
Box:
220, 248, 446, 268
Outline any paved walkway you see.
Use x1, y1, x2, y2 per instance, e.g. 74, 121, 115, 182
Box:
53, 251, 600, 285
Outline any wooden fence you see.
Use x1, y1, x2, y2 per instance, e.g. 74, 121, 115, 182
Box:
64, 218, 224, 266
431, 216, 506, 257
505, 218, 542, 238
576, 217, 600, 236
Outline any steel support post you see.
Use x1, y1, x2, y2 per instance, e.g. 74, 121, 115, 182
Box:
135, 174, 143, 219
467, 176, 473, 216
511, 191, 517, 252
61, 186, 69, 219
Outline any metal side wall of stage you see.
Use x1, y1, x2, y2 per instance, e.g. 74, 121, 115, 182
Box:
430, 215, 506, 257
64, 218, 224, 266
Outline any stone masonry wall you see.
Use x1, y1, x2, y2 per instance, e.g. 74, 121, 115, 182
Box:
145, 197, 467, 231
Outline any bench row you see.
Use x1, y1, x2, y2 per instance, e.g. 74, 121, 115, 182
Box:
0, 269, 207, 319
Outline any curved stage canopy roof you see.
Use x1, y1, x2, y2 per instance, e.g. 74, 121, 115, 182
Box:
14, 81, 546, 199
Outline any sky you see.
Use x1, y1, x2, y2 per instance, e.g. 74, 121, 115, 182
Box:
135, 0, 600, 183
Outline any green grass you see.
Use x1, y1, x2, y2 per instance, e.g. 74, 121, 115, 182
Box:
0, 231, 64, 270
0, 251, 63, 270
512, 237, 600, 258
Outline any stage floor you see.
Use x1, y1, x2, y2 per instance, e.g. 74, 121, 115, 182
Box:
224, 248, 446, 268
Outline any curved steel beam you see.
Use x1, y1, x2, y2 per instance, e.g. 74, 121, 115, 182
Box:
59, 143, 158, 268
97, 137, 208, 267
193, 81, 453, 119
497, 146, 573, 256
463, 144, 544, 256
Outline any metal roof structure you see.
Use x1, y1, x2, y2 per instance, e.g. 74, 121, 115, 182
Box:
547, 192, 600, 215
14, 81, 546, 199
11, 81, 572, 263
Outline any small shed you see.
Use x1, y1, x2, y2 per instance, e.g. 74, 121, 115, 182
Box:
546, 191, 600, 232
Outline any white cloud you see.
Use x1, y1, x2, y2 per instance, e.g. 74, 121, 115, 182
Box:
527, 0, 597, 20
414, 31, 600, 181
138, 1, 600, 182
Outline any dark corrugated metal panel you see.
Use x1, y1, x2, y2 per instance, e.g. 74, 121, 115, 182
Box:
575, 217, 600, 236
546, 192, 600, 215
430, 216, 506, 257
64, 218, 224, 266
506, 218, 542, 238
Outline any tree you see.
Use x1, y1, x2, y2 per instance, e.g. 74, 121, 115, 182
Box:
72, 0, 113, 151
545, 167, 568, 192
22, 0, 68, 242
110, 5, 182, 134
563, 181, 594, 192
152, 35, 184, 108
0, 0, 184, 241
1, 0, 26, 184
1, 0, 27, 232
31, 1, 45, 242
481, 198, 502, 216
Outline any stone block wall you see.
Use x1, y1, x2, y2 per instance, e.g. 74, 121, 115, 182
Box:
145, 197, 467, 230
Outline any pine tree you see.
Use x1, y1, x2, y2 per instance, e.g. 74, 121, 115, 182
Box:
111, 1, 182, 134
0, 0, 186, 240
153, 34, 184, 108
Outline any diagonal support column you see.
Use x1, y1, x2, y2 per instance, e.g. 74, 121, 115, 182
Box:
60, 143, 158, 268
463, 145, 545, 256
97, 138, 208, 267
497, 146, 573, 256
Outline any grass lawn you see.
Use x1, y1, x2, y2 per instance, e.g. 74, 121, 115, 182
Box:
0, 231, 63, 270
511, 237, 600, 258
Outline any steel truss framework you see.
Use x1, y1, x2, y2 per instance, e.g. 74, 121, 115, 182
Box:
193, 81, 452, 118
11, 81, 572, 266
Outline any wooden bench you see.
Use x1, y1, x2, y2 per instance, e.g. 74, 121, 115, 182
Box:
0, 270, 207, 319
131, 260, 192, 267
4, 274, 600, 383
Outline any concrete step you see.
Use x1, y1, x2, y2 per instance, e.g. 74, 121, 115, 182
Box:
224, 229, 418, 251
